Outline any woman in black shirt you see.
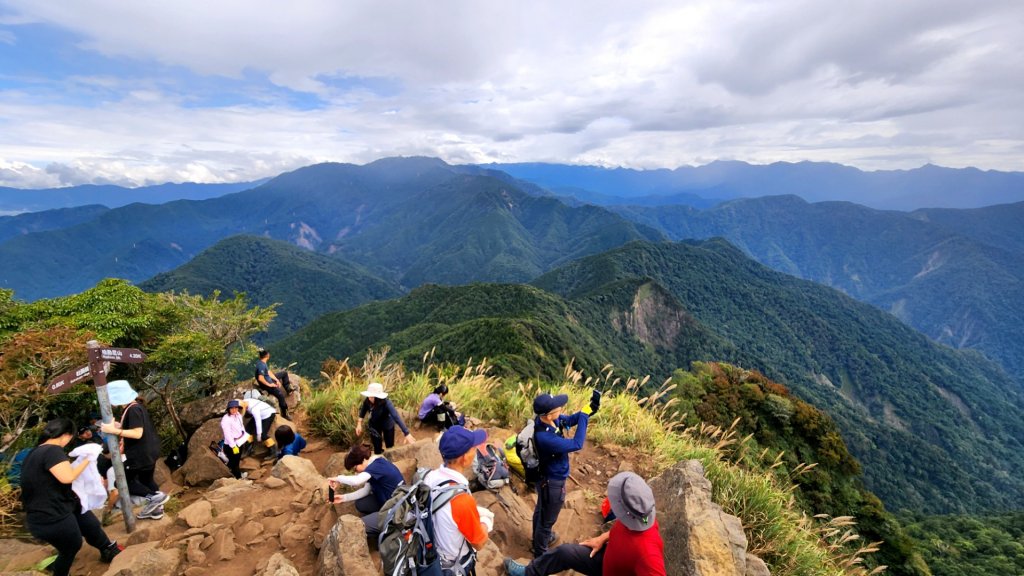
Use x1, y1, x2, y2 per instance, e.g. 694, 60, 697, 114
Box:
354, 382, 415, 454
21, 418, 123, 575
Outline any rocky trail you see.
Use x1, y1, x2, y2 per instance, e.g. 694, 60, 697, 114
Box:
1, 384, 770, 576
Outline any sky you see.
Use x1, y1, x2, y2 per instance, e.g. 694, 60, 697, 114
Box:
1, 0, 1023, 188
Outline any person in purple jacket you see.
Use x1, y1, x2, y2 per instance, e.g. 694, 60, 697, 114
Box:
417, 383, 465, 430
354, 382, 415, 454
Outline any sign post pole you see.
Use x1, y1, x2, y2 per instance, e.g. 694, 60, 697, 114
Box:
87, 340, 137, 534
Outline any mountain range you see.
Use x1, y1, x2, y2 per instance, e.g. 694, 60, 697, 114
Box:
0, 180, 263, 213
488, 161, 1024, 210
272, 238, 1024, 514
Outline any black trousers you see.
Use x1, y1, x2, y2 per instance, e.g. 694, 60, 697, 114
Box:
125, 463, 158, 498
259, 385, 290, 419
532, 477, 566, 557
525, 543, 604, 576
368, 426, 395, 455
226, 445, 244, 478
354, 493, 383, 538
244, 415, 277, 442
28, 510, 112, 576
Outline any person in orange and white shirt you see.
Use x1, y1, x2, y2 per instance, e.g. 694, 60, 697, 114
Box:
423, 425, 495, 575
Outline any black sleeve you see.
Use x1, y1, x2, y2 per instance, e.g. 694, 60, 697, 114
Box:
40, 445, 69, 472
358, 399, 369, 419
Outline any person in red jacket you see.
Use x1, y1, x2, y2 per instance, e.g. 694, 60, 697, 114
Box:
504, 471, 665, 576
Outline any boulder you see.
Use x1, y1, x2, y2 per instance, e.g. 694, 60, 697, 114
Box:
379, 436, 443, 470
474, 485, 535, 554
125, 516, 175, 546
100, 541, 182, 576
280, 523, 314, 549
210, 526, 237, 561
649, 459, 751, 576
746, 555, 771, 576
317, 514, 377, 576
177, 500, 213, 528
178, 392, 237, 434
175, 419, 231, 486
272, 454, 326, 492
322, 452, 347, 478
257, 552, 301, 576
473, 539, 506, 576
212, 507, 245, 528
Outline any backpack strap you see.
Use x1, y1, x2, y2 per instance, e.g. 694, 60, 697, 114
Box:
430, 479, 470, 514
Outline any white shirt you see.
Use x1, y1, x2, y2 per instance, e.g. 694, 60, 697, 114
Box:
423, 466, 477, 566
244, 398, 277, 437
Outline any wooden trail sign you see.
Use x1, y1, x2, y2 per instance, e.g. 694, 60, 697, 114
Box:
44, 341, 149, 533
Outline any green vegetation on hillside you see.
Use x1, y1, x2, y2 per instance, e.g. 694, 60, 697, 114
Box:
902, 512, 1024, 576
139, 235, 403, 340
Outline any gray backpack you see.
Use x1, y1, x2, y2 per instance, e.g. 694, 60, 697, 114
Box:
378, 472, 472, 576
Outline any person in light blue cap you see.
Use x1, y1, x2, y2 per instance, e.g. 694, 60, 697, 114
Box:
98, 380, 168, 520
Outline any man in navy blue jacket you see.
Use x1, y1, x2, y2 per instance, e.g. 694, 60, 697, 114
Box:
531, 393, 592, 557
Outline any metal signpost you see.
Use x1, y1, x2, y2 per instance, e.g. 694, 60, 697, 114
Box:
47, 340, 148, 533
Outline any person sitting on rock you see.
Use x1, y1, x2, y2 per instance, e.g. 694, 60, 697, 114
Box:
240, 393, 279, 460
328, 443, 404, 539
504, 471, 665, 576
220, 399, 250, 479
354, 382, 415, 454
418, 383, 465, 431
274, 425, 306, 460
423, 425, 495, 574
254, 348, 291, 420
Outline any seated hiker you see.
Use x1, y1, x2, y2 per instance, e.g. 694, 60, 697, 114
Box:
504, 471, 665, 576
355, 382, 415, 454
240, 395, 279, 459
418, 383, 465, 430
254, 348, 291, 420
274, 425, 306, 460
328, 443, 404, 539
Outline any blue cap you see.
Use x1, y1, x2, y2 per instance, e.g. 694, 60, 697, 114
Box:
533, 393, 569, 414
226, 399, 241, 411
438, 426, 488, 460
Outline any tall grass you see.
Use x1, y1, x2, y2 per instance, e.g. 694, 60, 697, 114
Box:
305, 353, 881, 575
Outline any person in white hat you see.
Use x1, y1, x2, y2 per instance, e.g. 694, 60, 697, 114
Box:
354, 382, 415, 454
504, 471, 665, 576
98, 380, 169, 520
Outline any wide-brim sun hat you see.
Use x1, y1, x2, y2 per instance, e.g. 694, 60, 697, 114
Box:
226, 399, 241, 411
360, 382, 388, 399
106, 380, 138, 406
607, 471, 657, 532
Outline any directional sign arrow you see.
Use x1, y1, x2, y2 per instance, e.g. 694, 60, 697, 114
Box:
47, 364, 93, 395
97, 347, 146, 363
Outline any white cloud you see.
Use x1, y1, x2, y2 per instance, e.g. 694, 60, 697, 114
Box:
0, 0, 1023, 187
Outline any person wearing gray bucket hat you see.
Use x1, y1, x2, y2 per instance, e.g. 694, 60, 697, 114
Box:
504, 471, 665, 576
98, 381, 168, 520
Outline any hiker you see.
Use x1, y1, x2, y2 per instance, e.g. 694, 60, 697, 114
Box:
530, 392, 593, 557
240, 394, 279, 459
20, 419, 124, 576
504, 471, 665, 576
418, 383, 465, 430
423, 425, 495, 574
274, 425, 306, 460
70, 424, 103, 450
254, 348, 291, 420
220, 399, 250, 479
98, 380, 169, 520
354, 382, 415, 454
328, 443, 404, 538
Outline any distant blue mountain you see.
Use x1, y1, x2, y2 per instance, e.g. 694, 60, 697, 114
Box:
483, 161, 1024, 211
0, 180, 267, 212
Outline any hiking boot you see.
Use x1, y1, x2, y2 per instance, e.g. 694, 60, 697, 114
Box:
503, 558, 527, 576
100, 541, 124, 563
137, 505, 164, 520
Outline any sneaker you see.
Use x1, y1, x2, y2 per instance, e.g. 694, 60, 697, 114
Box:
137, 505, 164, 520
100, 541, 124, 563
503, 558, 527, 576
146, 491, 170, 507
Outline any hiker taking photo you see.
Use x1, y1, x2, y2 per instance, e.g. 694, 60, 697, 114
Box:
530, 391, 597, 557
354, 382, 415, 454
328, 443, 404, 539
504, 471, 665, 576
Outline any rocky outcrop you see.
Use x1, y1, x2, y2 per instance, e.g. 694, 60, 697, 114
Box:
380, 436, 443, 470
649, 460, 770, 576
257, 553, 301, 576
272, 454, 325, 492
100, 541, 182, 576
317, 515, 377, 576
174, 418, 231, 486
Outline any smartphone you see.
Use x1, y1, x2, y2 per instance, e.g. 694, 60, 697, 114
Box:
327, 485, 335, 503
